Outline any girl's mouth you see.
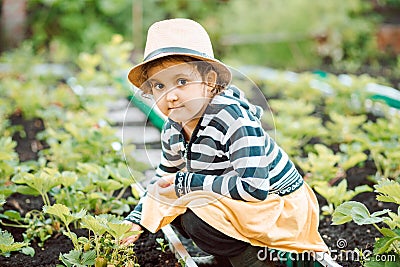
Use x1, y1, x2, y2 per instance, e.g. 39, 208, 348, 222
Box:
169, 106, 183, 110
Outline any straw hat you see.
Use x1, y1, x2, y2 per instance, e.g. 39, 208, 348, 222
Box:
128, 18, 232, 89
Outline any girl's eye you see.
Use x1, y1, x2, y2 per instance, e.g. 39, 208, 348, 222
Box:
177, 79, 187, 86
154, 83, 164, 90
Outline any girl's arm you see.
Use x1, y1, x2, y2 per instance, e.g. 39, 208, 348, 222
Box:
174, 116, 302, 201
124, 124, 184, 223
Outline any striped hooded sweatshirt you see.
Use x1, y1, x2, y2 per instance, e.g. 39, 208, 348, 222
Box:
125, 86, 304, 225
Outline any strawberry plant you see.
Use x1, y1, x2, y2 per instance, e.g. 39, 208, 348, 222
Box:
38, 113, 124, 171
361, 115, 400, 180
271, 114, 327, 152
156, 238, 169, 253
51, 162, 138, 215
0, 137, 19, 183
0, 209, 54, 249
314, 179, 372, 215
261, 73, 325, 103
323, 112, 367, 145
0, 196, 34, 256
0, 230, 31, 258
43, 204, 86, 249
296, 144, 367, 186
11, 168, 64, 207
332, 179, 400, 266
50, 204, 140, 267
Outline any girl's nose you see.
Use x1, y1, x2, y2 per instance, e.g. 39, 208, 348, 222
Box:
166, 88, 178, 102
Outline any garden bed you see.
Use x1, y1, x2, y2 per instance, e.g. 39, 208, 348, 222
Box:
0, 193, 179, 267
0, 92, 390, 267
2, 188, 390, 267
318, 166, 398, 267
0, 115, 180, 267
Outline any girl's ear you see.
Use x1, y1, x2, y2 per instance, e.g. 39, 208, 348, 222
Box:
206, 70, 218, 89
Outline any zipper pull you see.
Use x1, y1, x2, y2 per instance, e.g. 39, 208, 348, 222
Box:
183, 143, 188, 161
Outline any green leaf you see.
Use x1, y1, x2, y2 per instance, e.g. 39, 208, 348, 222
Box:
371, 209, 391, 218
105, 163, 136, 187
59, 252, 74, 267
61, 171, 78, 187
0, 230, 28, 256
3, 210, 22, 221
352, 203, 385, 225
332, 201, 365, 225
106, 222, 132, 240
379, 228, 399, 238
77, 163, 101, 175
21, 246, 35, 257
374, 179, 400, 205
341, 152, 368, 170
44, 204, 86, 227
354, 184, 373, 194
0, 230, 14, 246
81, 249, 96, 265
337, 179, 347, 195
12, 169, 63, 196
374, 236, 400, 254
15, 185, 40, 196
87, 192, 107, 200
60, 250, 88, 267
332, 201, 386, 225
80, 216, 107, 236
0, 195, 6, 206
97, 179, 123, 192
63, 230, 78, 246
332, 201, 356, 225
43, 203, 70, 217
44, 204, 70, 225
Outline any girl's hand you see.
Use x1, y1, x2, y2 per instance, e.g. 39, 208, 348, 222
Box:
120, 221, 142, 245
157, 174, 177, 199
157, 174, 176, 188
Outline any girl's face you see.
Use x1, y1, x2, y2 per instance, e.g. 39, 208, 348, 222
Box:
147, 60, 214, 125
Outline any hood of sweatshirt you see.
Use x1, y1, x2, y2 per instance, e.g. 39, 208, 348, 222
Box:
210, 85, 263, 120
168, 85, 264, 133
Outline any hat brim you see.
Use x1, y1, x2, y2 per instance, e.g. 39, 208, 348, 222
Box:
127, 52, 232, 90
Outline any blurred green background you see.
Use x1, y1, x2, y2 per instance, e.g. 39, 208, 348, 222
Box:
1, 0, 400, 86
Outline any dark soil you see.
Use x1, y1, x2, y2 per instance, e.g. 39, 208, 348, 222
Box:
0, 223, 75, 267
134, 229, 180, 267
9, 112, 47, 162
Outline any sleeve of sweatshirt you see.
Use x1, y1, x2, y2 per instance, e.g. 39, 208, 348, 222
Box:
125, 124, 185, 224
174, 115, 277, 202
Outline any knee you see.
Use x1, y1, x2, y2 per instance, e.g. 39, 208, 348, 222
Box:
180, 210, 204, 236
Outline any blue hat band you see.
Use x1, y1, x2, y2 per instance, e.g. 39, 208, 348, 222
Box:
144, 47, 213, 61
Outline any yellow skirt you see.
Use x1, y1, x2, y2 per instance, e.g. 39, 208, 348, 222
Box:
141, 183, 329, 253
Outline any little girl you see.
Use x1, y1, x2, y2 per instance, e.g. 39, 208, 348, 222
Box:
122, 18, 328, 266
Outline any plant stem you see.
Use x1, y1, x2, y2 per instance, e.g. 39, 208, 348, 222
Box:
94, 233, 100, 257
116, 187, 126, 200
65, 223, 78, 249
41, 192, 51, 207
0, 222, 29, 228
